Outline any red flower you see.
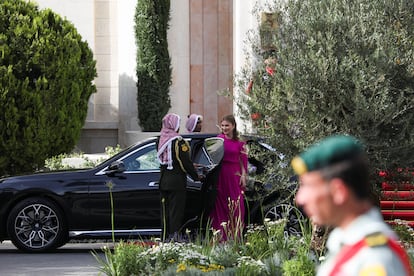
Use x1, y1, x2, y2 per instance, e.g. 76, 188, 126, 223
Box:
266, 66, 274, 76
251, 113, 261, 120
379, 171, 387, 177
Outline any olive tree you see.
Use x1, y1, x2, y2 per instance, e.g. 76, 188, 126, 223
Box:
0, 0, 97, 176
237, 0, 414, 186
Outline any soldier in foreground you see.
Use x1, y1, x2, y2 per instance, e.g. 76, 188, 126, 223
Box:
292, 135, 412, 275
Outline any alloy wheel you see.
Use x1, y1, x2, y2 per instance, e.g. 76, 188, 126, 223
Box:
13, 203, 60, 249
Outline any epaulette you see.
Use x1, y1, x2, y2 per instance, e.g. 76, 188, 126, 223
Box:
331, 232, 412, 276
364, 232, 388, 247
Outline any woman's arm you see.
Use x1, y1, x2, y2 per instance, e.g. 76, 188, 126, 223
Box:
239, 143, 248, 188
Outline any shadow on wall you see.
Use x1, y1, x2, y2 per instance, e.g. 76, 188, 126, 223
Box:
119, 73, 140, 147
118, 73, 160, 147
76, 74, 136, 153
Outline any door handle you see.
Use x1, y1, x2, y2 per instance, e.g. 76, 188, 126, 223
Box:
148, 181, 159, 187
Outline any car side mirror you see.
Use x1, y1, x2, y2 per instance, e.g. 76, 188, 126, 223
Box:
204, 137, 224, 165
105, 160, 126, 175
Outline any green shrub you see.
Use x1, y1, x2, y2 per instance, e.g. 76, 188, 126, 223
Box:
44, 145, 122, 171
135, 0, 172, 131
94, 241, 148, 276
282, 256, 315, 276
95, 218, 316, 275
0, 0, 97, 176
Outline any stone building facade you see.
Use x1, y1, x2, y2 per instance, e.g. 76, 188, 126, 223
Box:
34, 0, 258, 153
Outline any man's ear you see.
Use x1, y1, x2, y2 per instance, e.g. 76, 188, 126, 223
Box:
329, 178, 349, 205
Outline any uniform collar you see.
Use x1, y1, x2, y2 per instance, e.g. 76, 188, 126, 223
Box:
326, 207, 396, 253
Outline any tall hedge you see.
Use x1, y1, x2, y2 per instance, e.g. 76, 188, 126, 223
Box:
237, 0, 414, 185
135, 0, 172, 131
0, 0, 97, 176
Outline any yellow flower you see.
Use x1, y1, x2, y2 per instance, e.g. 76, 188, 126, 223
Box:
209, 264, 225, 271
176, 263, 187, 273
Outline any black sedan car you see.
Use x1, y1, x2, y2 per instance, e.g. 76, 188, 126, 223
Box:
0, 133, 302, 252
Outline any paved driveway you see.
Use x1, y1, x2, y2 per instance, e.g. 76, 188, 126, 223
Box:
0, 241, 110, 276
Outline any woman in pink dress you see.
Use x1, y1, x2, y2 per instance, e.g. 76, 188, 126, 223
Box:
209, 115, 248, 241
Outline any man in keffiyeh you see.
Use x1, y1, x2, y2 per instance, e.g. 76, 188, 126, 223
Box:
157, 113, 200, 241
185, 114, 203, 133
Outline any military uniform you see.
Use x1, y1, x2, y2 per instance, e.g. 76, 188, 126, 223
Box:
291, 135, 413, 276
317, 208, 411, 276
159, 137, 199, 238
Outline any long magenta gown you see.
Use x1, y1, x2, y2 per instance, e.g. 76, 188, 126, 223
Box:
209, 134, 248, 241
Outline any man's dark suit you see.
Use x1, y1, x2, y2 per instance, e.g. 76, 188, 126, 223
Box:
159, 137, 199, 239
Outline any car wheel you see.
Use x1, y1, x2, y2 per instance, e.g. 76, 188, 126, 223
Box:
264, 203, 305, 236
7, 197, 68, 252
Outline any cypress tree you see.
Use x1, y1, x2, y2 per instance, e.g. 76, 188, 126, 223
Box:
135, 0, 172, 131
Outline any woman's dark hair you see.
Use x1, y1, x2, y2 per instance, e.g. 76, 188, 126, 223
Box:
221, 114, 239, 140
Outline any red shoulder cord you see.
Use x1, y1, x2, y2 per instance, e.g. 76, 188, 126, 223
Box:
329, 237, 413, 276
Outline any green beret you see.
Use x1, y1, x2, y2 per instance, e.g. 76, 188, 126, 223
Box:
291, 135, 364, 175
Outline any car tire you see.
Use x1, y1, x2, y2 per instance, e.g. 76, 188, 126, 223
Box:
7, 197, 68, 252
264, 203, 305, 236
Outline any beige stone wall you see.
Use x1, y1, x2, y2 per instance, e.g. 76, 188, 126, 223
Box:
233, 0, 256, 133
80, 0, 120, 152
189, 0, 234, 133
32, 0, 247, 152
168, 0, 191, 128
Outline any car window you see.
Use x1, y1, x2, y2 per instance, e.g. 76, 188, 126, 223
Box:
122, 143, 160, 171
246, 140, 286, 175
193, 146, 210, 166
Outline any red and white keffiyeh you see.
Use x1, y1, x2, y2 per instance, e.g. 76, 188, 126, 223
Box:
186, 114, 202, 133
157, 113, 181, 169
